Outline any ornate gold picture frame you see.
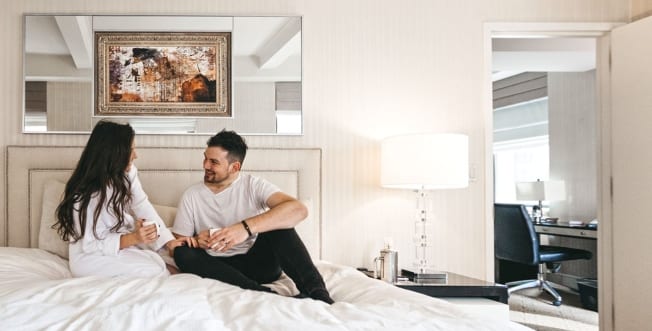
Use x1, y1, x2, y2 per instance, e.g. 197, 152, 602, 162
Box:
95, 32, 231, 116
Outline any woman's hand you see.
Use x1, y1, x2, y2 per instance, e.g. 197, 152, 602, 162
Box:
119, 219, 158, 249
133, 219, 158, 244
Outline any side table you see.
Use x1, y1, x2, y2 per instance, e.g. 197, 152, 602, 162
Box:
395, 271, 510, 320
395, 271, 509, 304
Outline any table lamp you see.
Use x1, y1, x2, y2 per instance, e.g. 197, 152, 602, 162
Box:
380, 133, 469, 281
515, 179, 566, 222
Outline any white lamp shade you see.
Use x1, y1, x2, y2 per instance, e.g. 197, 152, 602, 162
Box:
381, 133, 469, 189
515, 180, 566, 201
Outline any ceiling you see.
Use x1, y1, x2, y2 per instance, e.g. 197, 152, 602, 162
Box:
492, 37, 596, 81
24, 15, 301, 72
27, 17, 594, 83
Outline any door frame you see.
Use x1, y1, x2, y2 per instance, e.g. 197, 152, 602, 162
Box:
482, 22, 622, 331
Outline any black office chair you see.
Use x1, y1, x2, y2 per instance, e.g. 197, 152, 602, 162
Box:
494, 203, 592, 306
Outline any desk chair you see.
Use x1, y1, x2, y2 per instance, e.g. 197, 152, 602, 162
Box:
494, 203, 592, 306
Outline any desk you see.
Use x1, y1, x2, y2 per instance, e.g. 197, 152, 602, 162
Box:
534, 222, 597, 239
534, 222, 597, 291
496, 222, 597, 284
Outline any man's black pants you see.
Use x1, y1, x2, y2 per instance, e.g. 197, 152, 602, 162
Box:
174, 229, 329, 298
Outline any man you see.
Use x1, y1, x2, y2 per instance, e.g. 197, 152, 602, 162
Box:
172, 130, 333, 304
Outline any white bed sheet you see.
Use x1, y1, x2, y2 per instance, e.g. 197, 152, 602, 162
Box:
0, 247, 530, 331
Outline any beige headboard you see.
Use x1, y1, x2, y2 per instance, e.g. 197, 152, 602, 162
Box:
5, 146, 322, 258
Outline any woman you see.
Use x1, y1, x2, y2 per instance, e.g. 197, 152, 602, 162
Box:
54, 120, 195, 277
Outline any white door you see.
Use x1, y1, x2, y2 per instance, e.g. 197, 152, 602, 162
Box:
609, 15, 652, 330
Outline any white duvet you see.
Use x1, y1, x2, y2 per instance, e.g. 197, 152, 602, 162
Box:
0, 247, 530, 331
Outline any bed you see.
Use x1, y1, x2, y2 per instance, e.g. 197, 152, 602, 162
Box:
2, 146, 530, 331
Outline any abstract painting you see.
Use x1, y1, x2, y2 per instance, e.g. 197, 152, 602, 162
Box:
95, 32, 231, 116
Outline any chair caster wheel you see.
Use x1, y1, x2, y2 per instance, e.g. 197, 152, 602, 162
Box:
552, 300, 562, 306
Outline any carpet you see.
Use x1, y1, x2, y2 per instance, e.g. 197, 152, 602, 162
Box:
508, 287, 598, 331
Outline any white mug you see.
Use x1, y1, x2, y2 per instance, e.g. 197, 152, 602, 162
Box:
142, 220, 160, 236
209, 228, 223, 249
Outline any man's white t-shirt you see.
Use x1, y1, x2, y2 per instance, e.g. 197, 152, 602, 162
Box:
172, 173, 280, 257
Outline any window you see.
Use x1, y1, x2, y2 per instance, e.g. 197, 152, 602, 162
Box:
276, 110, 302, 134
493, 97, 550, 204
494, 137, 549, 203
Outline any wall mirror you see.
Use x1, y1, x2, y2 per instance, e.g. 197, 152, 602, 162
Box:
23, 15, 302, 135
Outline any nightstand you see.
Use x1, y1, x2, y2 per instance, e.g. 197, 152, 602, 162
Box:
395, 271, 510, 320
357, 268, 508, 303
395, 271, 508, 304
358, 268, 510, 319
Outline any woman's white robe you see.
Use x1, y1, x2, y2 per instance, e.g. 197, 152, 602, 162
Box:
68, 166, 175, 277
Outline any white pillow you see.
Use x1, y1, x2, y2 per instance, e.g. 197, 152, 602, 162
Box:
38, 179, 179, 259
38, 180, 68, 259
300, 198, 313, 223
152, 203, 177, 228
151, 204, 178, 268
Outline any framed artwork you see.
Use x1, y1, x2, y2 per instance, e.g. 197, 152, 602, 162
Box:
94, 32, 231, 116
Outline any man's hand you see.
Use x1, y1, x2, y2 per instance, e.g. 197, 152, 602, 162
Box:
165, 237, 197, 256
207, 223, 249, 252
195, 229, 211, 249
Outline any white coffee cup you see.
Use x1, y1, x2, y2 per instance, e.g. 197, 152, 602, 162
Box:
142, 220, 160, 236
209, 228, 222, 249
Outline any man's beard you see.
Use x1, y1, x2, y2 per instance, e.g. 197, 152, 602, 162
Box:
204, 171, 218, 183
204, 170, 228, 184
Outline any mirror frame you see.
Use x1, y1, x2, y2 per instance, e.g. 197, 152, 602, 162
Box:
22, 14, 303, 136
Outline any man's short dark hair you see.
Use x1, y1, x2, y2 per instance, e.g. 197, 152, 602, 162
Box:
206, 129, 248, 164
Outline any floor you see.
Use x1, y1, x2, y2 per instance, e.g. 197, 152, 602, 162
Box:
509, 287, 598, 331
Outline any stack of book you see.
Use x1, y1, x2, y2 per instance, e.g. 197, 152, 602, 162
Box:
401, 269, 448, 284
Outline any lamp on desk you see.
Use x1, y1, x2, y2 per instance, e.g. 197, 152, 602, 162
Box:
380, 133, 469, 281
515, 179, 566, 222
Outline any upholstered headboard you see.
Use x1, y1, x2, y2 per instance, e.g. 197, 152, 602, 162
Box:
5, 146, 322, 258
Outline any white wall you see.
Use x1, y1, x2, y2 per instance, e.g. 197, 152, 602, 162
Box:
549, 70, 598, 223
548, 70, 598, 282
0, 0, 629, 281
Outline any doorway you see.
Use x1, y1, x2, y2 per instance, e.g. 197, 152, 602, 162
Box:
493, 36, 598, 286
482, 22, 620, 330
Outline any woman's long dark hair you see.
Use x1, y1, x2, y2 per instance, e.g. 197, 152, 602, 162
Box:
54, 120, 135, 242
